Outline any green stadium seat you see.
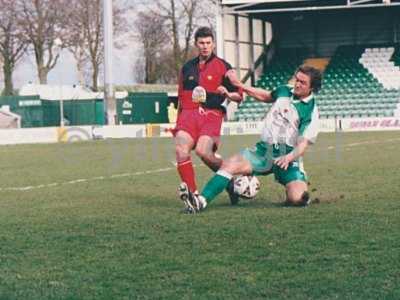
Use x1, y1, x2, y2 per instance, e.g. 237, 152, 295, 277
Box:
236, 44, 400, 121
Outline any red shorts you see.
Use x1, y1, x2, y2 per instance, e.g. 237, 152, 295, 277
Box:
175, 108, 224, 143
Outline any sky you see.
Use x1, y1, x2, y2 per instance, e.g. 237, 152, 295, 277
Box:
11, 0, 142, 90
9, 0, 216, 90
13, 46, 137, 89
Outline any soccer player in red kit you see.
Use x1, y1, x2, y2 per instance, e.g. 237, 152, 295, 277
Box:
174, 26, 243, 205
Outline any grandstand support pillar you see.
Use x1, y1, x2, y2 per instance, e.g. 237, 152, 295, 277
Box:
313, 15, 319, 57
249, 17, 255, 86
393, 14, 399, 43
103, 0, 117, 125
59, 93, 64, 127
234, 15, 240, 76
352, 14, 358, 45
216, 1, 224, 57
262, 21, 267, 74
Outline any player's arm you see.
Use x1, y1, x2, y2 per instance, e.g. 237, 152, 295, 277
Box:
276, 107, 319, 170
177, 70, 183, 114
216, 66, 243, 103
274, 138, 310, 171
225, 70, 273, 103
241, 85, 272, 103
216, 86, 242, 103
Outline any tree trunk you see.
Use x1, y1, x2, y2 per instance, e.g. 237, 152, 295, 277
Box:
34, 45, 48, 84
92, 65, 99, 92
2, 60, 14, 96
145, 55, 157, 84
76, 59, 86, 86
145, 55, 149, 83
38, 66, 48, 84
73, 46, 87, 87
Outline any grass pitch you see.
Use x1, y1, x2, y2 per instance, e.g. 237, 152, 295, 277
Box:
0, 131, 399, 299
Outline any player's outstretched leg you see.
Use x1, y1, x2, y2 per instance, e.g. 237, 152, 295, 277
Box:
199, 153, 253, 210
196, 137, 242, 206
180, 152, 252, 213
180, 170, 233, 214
178, 182, 207, 214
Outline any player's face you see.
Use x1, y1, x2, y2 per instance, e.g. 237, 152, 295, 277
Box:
293, 71, 312, 99
195, 36, 215, 59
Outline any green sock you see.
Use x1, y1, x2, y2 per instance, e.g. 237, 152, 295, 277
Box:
202, 170, 232, 204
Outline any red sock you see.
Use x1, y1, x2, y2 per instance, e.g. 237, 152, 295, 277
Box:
177, 158, 197, 192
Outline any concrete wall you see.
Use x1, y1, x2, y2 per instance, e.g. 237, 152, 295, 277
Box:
0, 117, 399, 145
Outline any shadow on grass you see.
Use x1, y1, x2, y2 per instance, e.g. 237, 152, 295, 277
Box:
211, 199, 290, 210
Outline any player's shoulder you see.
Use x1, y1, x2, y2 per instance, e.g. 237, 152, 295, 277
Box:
278, 84, 293, 92
213, 55, 233, 70
181, 57, 199, 72
273, 84, 292, 98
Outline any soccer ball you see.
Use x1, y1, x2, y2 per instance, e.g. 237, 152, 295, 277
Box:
192, 86, 207, 103
233, 175, 260, 199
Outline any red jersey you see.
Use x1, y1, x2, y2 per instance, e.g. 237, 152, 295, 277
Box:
178, 53, 240, 111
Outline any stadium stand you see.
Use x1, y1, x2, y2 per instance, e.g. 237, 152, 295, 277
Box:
319, 45, 400, 118
235, 44, 400, 121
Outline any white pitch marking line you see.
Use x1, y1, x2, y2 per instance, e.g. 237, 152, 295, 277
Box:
110, 173, 131, 178
47, 183, 59, 187
313, 137, 400, 152
345, 138, 400, 148
64, 179, 88, 184
2, 166, 177, 192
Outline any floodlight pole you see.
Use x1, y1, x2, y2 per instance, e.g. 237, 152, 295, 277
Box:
103, 0, 117, 125
60, 104, 64, 127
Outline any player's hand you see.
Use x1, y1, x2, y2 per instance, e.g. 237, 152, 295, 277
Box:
216, 85, 229, 97
225, 70, 242, 87
274, 154, 294, 170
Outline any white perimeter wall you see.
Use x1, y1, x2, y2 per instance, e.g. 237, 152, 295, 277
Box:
0, 117, 399, 145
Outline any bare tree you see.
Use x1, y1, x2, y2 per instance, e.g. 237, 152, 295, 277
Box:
67, 0, 125, 91
0, 0, 27, 95
181, 0, 198, 63
72, 0, 102, 91
17, 0, 70, 84
138, 0, 217, 83
0, 58, 3, 91
65, 20, 89, 87
150, 0, 182, 81
134, 11, 169, 83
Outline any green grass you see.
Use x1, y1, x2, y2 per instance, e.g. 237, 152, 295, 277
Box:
0, 131, 399, 299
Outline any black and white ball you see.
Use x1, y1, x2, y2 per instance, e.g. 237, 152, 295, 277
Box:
233, 175, 260, 199
192, 86, 207, 103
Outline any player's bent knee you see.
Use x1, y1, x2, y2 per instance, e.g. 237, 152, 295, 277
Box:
194, 148, 207, 159
286, 194, 303, 205
286, 190, 310, 206
220, 158, 245, 174
201, 153, 221, 166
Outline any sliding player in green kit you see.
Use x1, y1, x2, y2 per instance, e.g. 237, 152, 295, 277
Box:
179, 65, 322, 213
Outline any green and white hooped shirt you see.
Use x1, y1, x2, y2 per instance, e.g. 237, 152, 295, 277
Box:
260, 85, 319, 148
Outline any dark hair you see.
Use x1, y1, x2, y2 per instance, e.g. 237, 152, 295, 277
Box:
194, 27, 214, 42
296, 65, 322, 93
